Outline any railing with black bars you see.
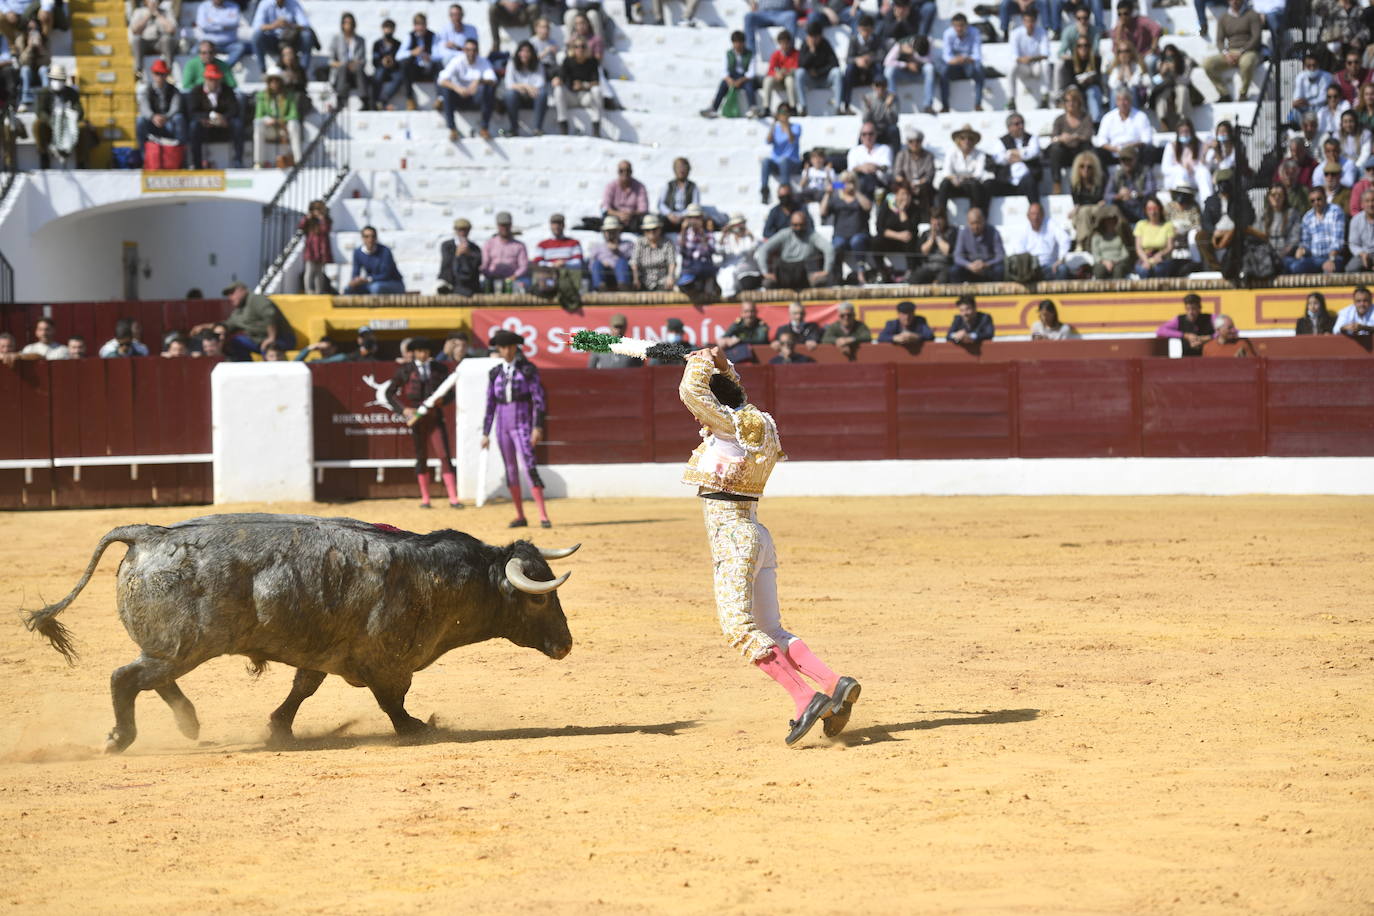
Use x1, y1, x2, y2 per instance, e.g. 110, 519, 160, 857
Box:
256, 106, 351, 294
0, 249, 13, 303
1238, 1, 1320, 183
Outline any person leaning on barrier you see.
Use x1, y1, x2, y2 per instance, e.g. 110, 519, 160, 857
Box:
947, 294, 994, 345
878, 301, 934, 345
821, 301, 871, 360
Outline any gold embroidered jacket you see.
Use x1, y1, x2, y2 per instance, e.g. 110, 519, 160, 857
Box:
678, 351, 785, 498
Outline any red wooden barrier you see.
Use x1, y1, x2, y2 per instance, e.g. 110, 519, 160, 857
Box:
895, 364, 1016, 459
1265, 359, 1374, 456
1018, 360, 1141, 458
1140, 360, 1265, 457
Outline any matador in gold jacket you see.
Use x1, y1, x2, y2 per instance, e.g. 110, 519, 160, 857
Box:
679, 346, 861, 746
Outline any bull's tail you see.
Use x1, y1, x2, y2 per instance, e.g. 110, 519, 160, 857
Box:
24, 525, 161, 665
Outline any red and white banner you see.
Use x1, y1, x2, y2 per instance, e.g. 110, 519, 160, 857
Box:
470, 303, 843, 368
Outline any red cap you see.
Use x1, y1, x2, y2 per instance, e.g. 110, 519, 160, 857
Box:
204, 63, 223, 80
151, 59, 170, 75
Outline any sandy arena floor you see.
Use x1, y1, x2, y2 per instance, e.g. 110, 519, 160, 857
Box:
0, 495, 1371, 914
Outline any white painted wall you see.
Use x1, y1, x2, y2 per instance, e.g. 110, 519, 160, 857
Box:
212, 362, 315, 504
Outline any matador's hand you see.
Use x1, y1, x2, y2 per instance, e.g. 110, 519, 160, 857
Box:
530, 428, 544, 446
480, 435, 490, 449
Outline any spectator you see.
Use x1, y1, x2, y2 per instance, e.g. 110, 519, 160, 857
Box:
1155, 292, 1214, 355
878, 0, 928, 46
860, 77, 901, 152
1105, 145, 1157, 223
1134, 196, 1178, 278
757, 208, 833, 288
759, 103, 801, 204
488, 0, 533, 54
937, 13, 985, 113
999, 0, 1039, 38
1204, 0, 1261, 102
1289, 51, 1334, 126
1008, 9, 1051, 110
556, 34, 603, 136
770, 329, 815, 364
437, 38, 496, 141
20, 318, 67, 358
482, 211, 530, 291
1288, 186, 1346, 273
759, 30, 799, 116
911, 208, 957, 283
936, 123, 992, 215
162, 336, 190, 358
1059, 29, 1104, 122
251, 0, 314, 74
822, 170, 873, 285
1030, 300, 1079, 339
1111, 0, 1159, 72
884, 37, 936, 117
1151, 43, 1198, 131
1334, 47, 1367, 105
762, 181, 811, 238
372, 19, 404, 110
0, 332, 15, 367
1007, 200, 1069, 280
878, 300, 934, 344
1312, 136, 1358, 189
951, 207, 1005, 282
502, 40, 548, 137
1336, 110, 1371, 166
1095, 87, 1153, 165
841, 14, 882, 114
1346, 189, 1374, 271
743, 0, 798, 56
438, 217, 482, 295
294, 336, 342, 362
434, 3, 478, 65
253, 68, 302, 168
530, 16, 560, 77
660, 156, 704, 231
676, 205, 717, 296
822, 301, 871, 359
720, 301, 769, 352
717, 213, 764, 295
438, 331, 469, 365
1202, 314, 1255, 356
947, 294, 994, 344
36, 66, 94, 170
13, 19, 50, 114
329, 12, 370, 111
603, 160, 649, 232
346, 226, 405, 295
129, 0, 176, 78
1161, 118, 1214, 202
399, 13, 441, 108
588, 313, 643, 368
180, 42, 236, 97
65, 336, 87, 359
188, 63, 244, 169
800, 147, 837, 202
277, 45, 310, 115
196, 330, 225, 359
1296, 291, 1336, 334
568, 12, 604, 62
1257, 184, 1301, 269
99, 317, 149, 357
1106, 41, 1149, 111
135, 59, 183, 152
194, 0, 247, 70
588, 215, 635, 290
1196, 167, 1251, 270
702, 30, 756, 118
1167, 183, 1203, 254
299, 199, 333, 294
563, 1, 605, 42
893, 128, 936, 220
1202, 119, 1244, 180
796, 19, 840, 116
632, 215, 677, 290
1335, 286, 1374, 335
873, 179, 920, 280
995, 112, 1041, 200
772, 300, 822, 349
1046, 89, 1096, 197
1089, 205, 1132, 278
535, 212, 585, 270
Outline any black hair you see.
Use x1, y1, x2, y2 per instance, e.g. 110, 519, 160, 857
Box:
858, 13, 874, 28
913, 35, 930, 56
114, 318, 134, 340
806, 17, 826, 35
955, 294, 977, 308
710, 374, 745, 409
1183, 293, 1202, 307
186, 287, 203, 299
382, 18, 395, 28
1355, 286, 1372, 298
447, 330, 470, 341
951, 12, 967, 22
730, 29, 745, 42
1038, 300, 1058, 319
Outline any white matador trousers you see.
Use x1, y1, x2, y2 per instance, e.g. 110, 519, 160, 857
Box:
702, 498, 795, 661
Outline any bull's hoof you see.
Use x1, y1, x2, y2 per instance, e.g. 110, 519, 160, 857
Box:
393, 715, 433, 738
104, 729, 134, 754
173, 709, 201, 741
266, 722, 295, 749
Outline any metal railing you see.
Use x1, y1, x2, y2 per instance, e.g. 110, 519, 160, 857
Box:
1237, 2, 1320, 184
256, 106, 351, 294
0, 250, 13, 303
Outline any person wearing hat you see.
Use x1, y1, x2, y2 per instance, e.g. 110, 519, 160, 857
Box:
136, 58, 186, 152
716, 213, 762, 296
677, 204, 719, 296
1321, 162, 1352, 212
129, 0, 177, 79
878, 301, 934, 345
1165, 182, 1202, 250
35, 64, 89, 170
588, 314, 643, 369
253, 67, 302, 168
588, 215, 635, 291
632, 215, 678, 291
438, 218, 481, 295
1199, 166, 1255, 270
386, 338, 461, 509
482, 329, 552, 528
1103, 144, 1156, 224
347, 225, 406, 295
188, 61, 245, 168
193, 282, 296, 360
534, 213, 585, 270
481, 211, 530, 292
935, 124, 992, 216
250, 0, 316, 75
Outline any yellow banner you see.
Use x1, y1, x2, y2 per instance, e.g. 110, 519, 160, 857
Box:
140, 171, 226, 193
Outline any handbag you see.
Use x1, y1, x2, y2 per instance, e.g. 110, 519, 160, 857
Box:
720, 86, 741, 119
1005, 252, 1042, 284
529, 265, 559, 297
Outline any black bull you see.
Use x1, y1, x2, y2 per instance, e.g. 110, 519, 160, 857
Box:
24, 514, 577, 753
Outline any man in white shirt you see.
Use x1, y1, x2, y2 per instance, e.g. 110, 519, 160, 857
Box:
1008, 9, 1051, 110
1333, 286, 1374, 335
19, 318, 69, 359
846, 120, 892, 197
936, 123, 992, 214
1094, 87, 1155, 164
438, 38, 496, 140
433, 3, 479, 65
995, 112, 1041, 199
1006, 201, 1069, 279
250, 0, 314, 73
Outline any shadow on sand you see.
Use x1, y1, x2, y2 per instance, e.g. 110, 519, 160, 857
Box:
834, 708, 1041, 747
249, 719, 702, 754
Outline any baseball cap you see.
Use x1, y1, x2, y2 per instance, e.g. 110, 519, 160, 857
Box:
896, 301, 915, 315
610, 313, 628, 327
453, 218, 471, 231
204, 63, 223, 79
549, 212, 565, 223
495, 211, 512, 225
666, 317, 685, 331
151, 59, 170, 75
221, 281, 246, 295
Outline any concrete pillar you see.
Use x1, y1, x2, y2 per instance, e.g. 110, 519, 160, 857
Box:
211, 362, 314, 504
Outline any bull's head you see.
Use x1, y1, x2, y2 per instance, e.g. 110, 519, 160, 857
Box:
500, 542, 579, 660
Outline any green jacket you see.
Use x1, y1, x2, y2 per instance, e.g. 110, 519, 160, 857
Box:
254, 90, 299, 121
181, 56, 239, 90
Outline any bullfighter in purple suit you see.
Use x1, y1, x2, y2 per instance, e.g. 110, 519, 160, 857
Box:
482, 329, 552, 528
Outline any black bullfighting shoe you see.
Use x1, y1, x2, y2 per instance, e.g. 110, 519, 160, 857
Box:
822, 676, 862, 738
509, 518, 528, 528
785, 692, 833, 746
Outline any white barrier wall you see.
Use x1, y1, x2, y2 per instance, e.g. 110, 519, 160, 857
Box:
212, 362, 315, 504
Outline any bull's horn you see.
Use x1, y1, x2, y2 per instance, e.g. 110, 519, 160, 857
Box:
505, 558, 571, 595
537, 543, 581, 560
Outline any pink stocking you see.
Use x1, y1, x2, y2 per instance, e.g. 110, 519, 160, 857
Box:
531, 485, 549, 522
441, 471, 458, 504
416, 473, 432, 506
754, 649, 814, 716
783, 640, 839, 694
508, 485, 525, 520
